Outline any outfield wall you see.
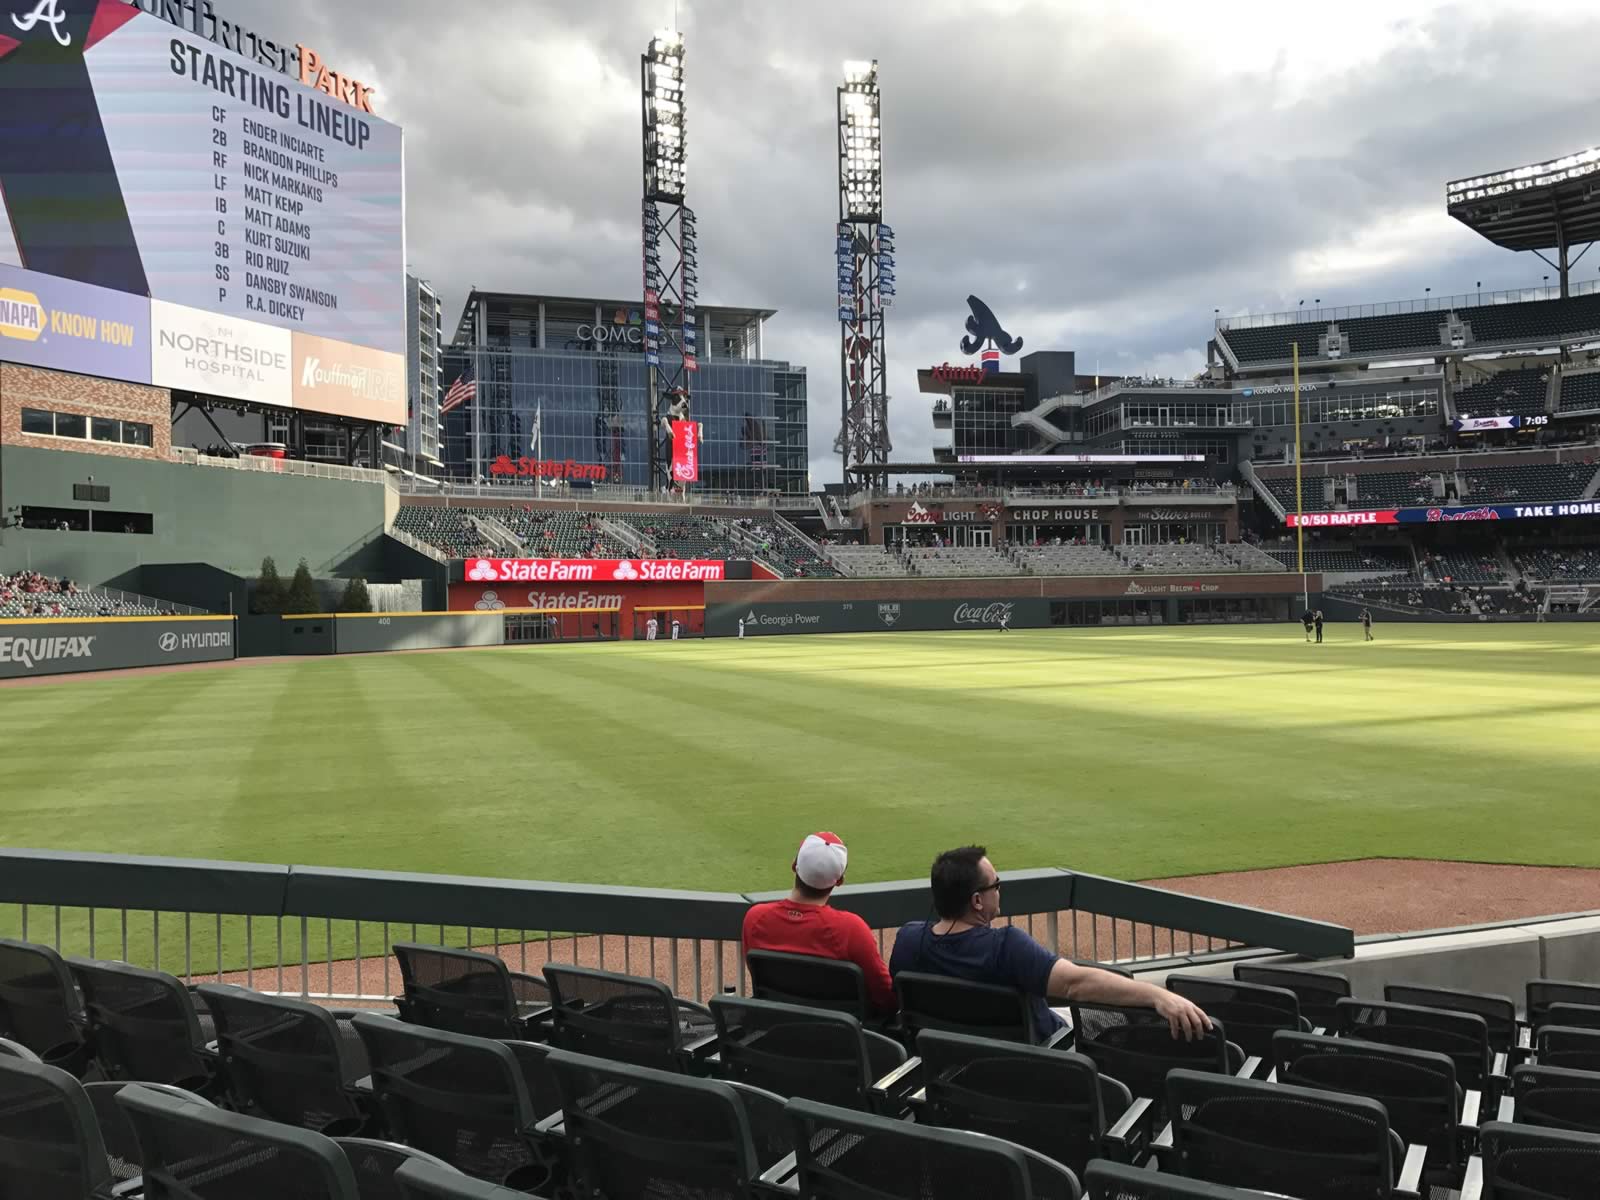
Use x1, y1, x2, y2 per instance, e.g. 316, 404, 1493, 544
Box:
705, 572, 1319, 636
0, 615, 235, 680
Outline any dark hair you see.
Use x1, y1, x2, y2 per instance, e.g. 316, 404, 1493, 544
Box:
930, 845, 988, 919
793, 874, 832, 902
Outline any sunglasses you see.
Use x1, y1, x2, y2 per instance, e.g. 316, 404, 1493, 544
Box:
975, 879, 1002, 894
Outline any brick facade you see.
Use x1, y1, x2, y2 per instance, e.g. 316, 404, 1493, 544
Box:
0, 364, 171, 460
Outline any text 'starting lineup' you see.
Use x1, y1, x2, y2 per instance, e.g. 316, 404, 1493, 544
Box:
0, 5, 404, 421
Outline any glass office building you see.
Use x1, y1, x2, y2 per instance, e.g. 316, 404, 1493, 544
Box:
441, 291, 809, 494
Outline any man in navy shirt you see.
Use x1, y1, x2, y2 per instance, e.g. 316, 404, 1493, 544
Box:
889, 845, 1211, 1042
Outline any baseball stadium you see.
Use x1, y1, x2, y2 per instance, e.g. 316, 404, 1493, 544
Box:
1, 6, 1599, 1199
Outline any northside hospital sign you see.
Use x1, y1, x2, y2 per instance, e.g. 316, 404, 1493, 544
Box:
1286, 500, 1600, 527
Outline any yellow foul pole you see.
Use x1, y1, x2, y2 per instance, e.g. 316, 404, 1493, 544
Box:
1293, 342, 1307, 610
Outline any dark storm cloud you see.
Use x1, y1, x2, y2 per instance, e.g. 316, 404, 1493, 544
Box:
215, 0, 1600, 480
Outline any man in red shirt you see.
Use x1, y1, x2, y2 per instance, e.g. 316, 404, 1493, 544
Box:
741, 832, 896, 1015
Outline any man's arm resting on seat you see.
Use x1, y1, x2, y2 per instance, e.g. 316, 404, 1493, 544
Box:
1045, 959, 1211, 1039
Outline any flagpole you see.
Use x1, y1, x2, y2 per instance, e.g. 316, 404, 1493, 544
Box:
535, 402, 543, 499
1293, 342, 1307, 612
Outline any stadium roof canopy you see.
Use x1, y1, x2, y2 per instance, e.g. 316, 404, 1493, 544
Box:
1446, 146, 1600, 257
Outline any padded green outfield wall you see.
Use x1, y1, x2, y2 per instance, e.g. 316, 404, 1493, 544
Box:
0, 445, 388, 587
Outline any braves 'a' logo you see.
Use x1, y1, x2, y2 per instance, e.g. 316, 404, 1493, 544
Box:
959, 295, 1023, 357
11, 0, 71, 46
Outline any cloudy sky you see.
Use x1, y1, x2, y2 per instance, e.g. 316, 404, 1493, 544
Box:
229, 0, 1600, 481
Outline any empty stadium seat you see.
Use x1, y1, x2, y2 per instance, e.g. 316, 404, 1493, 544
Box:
906, 547, 1024, 577
1270, 1032, 1469, 1186
392, 943, 551, 1042
351, 1015, 556, 1191
1164, 976, 1309, 1059
1505, 1064, 1600, 1135
784, 1094, 1083, 1200
1476, 1120, 1600, 1199
542, 964, 716, 1073
337, 1139, 468, 1200
0, 1055, 120, 1198
1460, 461, 1597, 504
1454, 368, 1548, 419
1557, 370, 1600, 413
1335, 998, 1503, 1098
1384, 984, 1520, 1059
0, 1037, 38, 1061
1161, 1069, 1419, 1199
709, 995, 906, 1111
548, 1048, 793, 1200
0, 938, 92, 1075
1527, 980, 1600, 1030
83, 1080, 214, 1189
118, 1081, 366, 1199
197, 985, 374, 1136
69, 958, 215, 1092
915, 1030, 1139, 1178
1532, 1026, 1600, 1073
394, 1157, 543, 1200
1232, 964, 1351, 1031
827, 544, 912, 577
1084, 1160, 1267, 1198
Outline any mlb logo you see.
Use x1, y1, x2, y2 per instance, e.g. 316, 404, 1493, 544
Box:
981, 348, 1001, 374
878, 603, 900, 626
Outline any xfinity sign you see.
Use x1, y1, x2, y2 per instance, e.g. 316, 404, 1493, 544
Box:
577, 324, 643, 346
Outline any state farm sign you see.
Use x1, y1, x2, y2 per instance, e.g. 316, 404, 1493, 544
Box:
463, 557, 726, 583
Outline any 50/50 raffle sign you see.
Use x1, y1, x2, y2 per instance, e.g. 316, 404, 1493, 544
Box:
462, 557, 726, 583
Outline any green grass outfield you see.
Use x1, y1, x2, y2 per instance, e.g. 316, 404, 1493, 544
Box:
6, 623, 1600, 890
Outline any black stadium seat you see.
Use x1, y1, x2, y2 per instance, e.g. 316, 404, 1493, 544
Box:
548, 1048, 794, 1200
1507, 1063, 1600, 1135
746, 949, 871, 1020
709, 995, 906, 1111
351, 1014, 556, 1191
0, 938, 93, 1075
0, 1037, 39, 1061
1232, 963, 1351, 1030
392, 943, 551, 1042
1385, 983, 1520, 1058
1526, 980, 1600, 1030
394, 1157, 544, 1200
335, 1138, 467, 1200
1165, 975, 1308, 1058
895, 971, 1068, 1047
1477, 1120, 1600, 1199
69, 958, 216, 1091
198, 984, 374, 1136
1084, 1159, 1277, 1199
0, 1056, 119, 1199
84, 1080, 215, 1189
1533, 1025, 1600, 1073
1270, 1031, 1467, 1185
1162, 1069, 1417, 1199
915, 1030, 1137, 1178
1069, 1003, 1242, 1122
117, 1081, 362, 1199
1544, 1002, 1600, 1032
784, 1095, 1083, 1200
1336, 997, 1499, 1096
543, 963, 716, 1073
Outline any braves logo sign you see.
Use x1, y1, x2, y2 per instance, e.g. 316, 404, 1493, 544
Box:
958, 295, 1023, 375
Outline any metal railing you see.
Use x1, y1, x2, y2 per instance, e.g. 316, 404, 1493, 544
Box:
172, 447, 389, 486
1218, 279, 1600, 330
0, 849, 1352, 1004
395, 479, 791, 509
385, 527, 448, 564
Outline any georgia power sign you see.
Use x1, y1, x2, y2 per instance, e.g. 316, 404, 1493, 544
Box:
463, 558, 726, 583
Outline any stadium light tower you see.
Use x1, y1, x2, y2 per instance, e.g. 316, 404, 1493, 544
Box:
641, 29, 699, 491
834, 60, 894, 485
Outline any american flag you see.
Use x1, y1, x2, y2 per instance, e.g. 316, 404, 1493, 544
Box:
441, 364, 475, 414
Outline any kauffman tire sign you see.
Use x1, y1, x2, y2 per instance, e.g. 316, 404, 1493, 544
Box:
0, 617, 235, 680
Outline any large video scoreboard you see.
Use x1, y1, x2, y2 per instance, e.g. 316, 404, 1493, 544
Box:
0, 0, 405, 425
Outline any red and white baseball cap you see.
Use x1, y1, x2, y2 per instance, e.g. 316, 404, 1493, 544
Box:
794, 831, 849, 890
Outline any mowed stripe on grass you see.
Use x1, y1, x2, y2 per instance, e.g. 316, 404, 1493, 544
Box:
4, 624, 1598, 895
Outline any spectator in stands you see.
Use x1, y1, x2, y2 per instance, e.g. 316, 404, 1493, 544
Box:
889, 846, 1209, 1042
742, 832, 896, 1016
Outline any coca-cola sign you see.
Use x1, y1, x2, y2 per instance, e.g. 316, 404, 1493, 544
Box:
952, 602, 1015, 626
463, 557, 726, 583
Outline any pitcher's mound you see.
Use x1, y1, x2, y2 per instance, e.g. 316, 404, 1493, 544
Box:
1150, 858, 1600, 935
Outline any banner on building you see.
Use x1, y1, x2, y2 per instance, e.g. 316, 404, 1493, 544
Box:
1286, 499, 1600, 527
462, 558, 725, 583
671, 419, 700, 482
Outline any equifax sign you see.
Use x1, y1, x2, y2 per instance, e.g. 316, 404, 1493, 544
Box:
463, 557, 726, 583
